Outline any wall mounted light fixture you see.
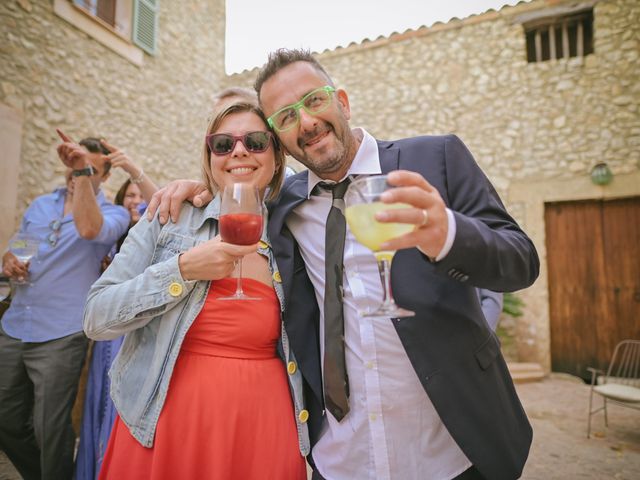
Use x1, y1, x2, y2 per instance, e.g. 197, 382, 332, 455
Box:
590, 162, 613, 186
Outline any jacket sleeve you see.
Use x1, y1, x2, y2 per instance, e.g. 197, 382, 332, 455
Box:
83, 213, 198, 340
433, 135, 540, 291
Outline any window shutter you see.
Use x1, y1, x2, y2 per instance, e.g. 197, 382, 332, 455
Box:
133, 0, 159, 55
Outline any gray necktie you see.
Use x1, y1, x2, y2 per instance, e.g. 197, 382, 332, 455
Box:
318, 179, 351, 421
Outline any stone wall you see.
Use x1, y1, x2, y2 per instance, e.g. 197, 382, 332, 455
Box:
0, 0, 226, 242
2, 0, 638, 368
228, 0, 640, 368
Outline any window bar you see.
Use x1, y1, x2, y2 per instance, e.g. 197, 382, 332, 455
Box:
562, 22, 569, 59
549, 24, 557, 60
535, 29, 542, 62
577, 19, 584, 57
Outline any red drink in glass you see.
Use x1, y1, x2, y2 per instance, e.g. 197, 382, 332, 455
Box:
219, 213, 263, 245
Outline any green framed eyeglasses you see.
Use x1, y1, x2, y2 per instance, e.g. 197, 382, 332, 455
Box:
267, 86, 336, 133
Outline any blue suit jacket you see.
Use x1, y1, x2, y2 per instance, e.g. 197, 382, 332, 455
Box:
267, 134, 540, 480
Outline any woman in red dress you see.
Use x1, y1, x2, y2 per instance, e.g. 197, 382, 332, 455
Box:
83, 90, 308, 479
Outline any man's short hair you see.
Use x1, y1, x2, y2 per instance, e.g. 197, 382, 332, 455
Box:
254, 48, 334, 103
79, 137, 111, 175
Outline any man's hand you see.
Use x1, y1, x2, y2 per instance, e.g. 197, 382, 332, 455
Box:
56, 129, 95, 170
178, 236, 257, 281
146, 180, 212, 224
2, 251, 29, 283
375, 170, 448, 258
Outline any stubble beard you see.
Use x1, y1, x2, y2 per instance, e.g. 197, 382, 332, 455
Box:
294, 123, 353, 178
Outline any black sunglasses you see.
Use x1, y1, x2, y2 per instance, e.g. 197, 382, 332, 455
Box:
206, 131, 273, 156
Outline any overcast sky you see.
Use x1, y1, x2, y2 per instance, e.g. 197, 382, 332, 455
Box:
225, 0, 525, 73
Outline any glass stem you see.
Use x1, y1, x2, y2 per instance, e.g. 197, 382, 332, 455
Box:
376, 257, 396, 308
234, 258, 244, 296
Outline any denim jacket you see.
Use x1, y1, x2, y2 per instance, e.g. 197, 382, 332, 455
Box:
83, 197, 310, 454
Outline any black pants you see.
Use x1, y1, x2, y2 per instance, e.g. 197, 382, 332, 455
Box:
0, 327, 88, 480
311, 465, 486, 480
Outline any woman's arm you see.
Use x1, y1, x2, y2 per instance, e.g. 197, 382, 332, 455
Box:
84, 209, 259, 340
83, 213, 195, 340
101, 139, 159, 203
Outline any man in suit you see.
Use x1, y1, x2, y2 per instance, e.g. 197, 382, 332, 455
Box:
148, 49, 539, 480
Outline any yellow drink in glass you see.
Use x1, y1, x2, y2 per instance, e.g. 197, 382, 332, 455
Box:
345, 202, 414, 261
344, 175, 415, 318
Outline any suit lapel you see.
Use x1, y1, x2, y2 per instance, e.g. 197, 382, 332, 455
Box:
267, 173, 309, 305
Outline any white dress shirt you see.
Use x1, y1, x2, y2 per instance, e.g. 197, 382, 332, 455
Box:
286, 129, 471, 480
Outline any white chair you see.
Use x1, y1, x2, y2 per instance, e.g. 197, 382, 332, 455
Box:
587, 339, 640, 438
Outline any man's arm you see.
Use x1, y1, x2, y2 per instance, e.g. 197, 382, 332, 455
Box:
146, 180, 212, 224
56, 129, 105, 239
71, 175, 104, 239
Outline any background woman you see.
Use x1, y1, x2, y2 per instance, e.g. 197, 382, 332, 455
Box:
76, 153, 158, 480
83, 98, 308, 479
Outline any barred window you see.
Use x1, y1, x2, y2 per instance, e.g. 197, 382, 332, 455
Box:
524, 9, 593, 63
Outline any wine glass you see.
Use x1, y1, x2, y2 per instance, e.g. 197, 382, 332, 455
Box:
218, 183, 264, 300
8, 233, 40, 285
344, 175, 415, 318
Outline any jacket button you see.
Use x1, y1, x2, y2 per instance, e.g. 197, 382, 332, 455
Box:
168, 282, 183, 297
287, 361, 297, 375
258, 240, 269, 250
298, 409, 309, 423
273, 271, 282, 283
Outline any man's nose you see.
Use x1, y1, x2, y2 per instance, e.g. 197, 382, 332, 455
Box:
298, 108, 318, 131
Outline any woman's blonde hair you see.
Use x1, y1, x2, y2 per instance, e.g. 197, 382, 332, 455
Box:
201, 99, 285, 201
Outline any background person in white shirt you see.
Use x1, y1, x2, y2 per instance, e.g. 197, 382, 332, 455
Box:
148, 49, 539, 480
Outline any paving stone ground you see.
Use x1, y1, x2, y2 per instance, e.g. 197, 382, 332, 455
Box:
1, 374, 638, 479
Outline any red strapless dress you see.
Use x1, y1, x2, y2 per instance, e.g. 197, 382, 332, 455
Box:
98, 278, 306, 480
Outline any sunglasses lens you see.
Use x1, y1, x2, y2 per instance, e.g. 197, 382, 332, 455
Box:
244, 132, 270, 152
210, 135, 234, 155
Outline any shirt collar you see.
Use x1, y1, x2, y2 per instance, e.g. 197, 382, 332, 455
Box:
192, 194, 221, 230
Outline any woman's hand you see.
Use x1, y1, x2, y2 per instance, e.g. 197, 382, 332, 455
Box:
128, 204, 141, 224
100, 139, 139, 177
178, 235, 257, 281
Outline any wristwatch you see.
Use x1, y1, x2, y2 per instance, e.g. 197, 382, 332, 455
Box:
72, 166, 96, 177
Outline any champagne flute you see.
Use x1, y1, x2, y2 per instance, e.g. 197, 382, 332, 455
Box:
218, 183, 264, 300
344, 175, 415, 318
8, 233, 40, 285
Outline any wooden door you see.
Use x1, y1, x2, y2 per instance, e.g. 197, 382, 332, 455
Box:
545, 197, 640, 379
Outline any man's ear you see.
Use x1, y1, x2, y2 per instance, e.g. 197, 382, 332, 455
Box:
336, 89, 351, 121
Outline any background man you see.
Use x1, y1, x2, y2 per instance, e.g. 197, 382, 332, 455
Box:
0, 135, 129, 480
